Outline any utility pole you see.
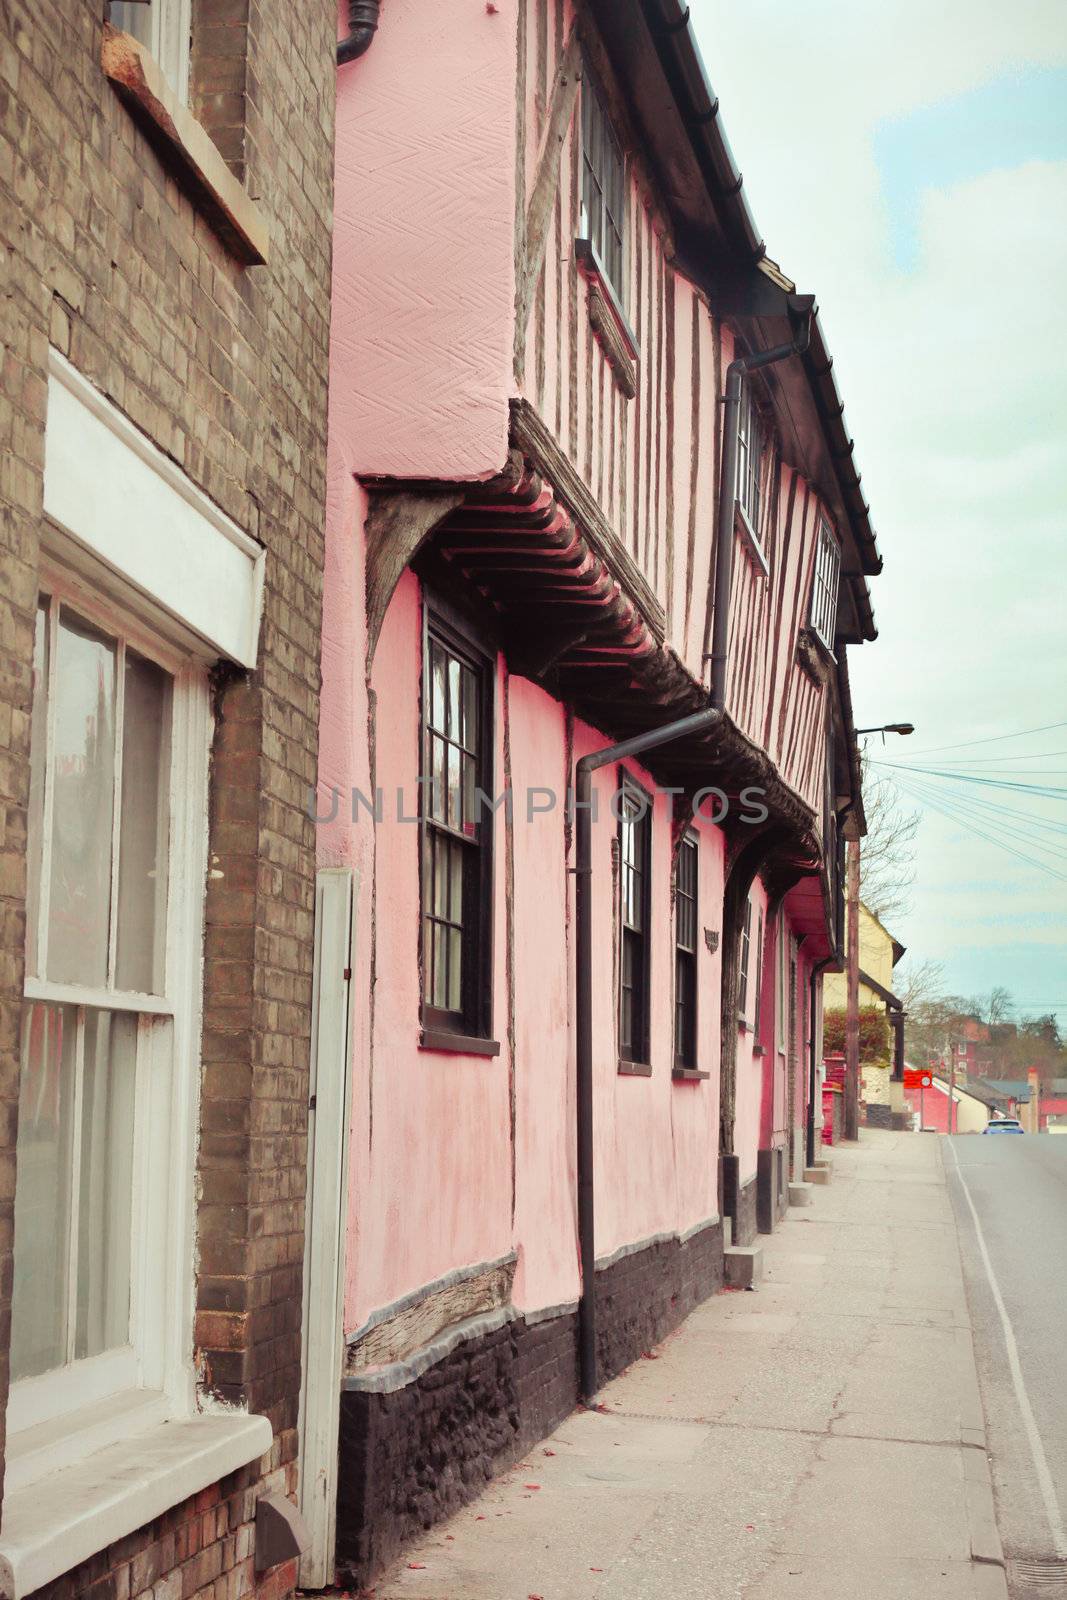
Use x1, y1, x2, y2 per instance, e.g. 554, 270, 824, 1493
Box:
946, 1045, 956, 1136
843, 832, 861, 1141
844, 721, 914, 1142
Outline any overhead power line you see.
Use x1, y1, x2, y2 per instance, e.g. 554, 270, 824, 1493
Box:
896, 774, 1067, 866
902, 720, 1067, 757
871, 761, 1067, 799
890, 772, 1067, 884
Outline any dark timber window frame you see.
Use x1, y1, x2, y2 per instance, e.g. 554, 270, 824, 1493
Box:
419, 596, 498, 1056
617, 773, 652, 1075
735, 377, 768, 574
579, 63, 627, 308
810, 518, 842, 652
672, 832, 702, 1076
751, 906, 765, 1040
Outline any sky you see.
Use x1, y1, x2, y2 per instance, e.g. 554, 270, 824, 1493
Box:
690, 0, 1067, 1028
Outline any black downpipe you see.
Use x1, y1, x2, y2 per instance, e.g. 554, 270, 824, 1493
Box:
575, 317, 812, 1403
806, 958, 833, 1170
337, 0, 380, 65
575, 708, 724, 1401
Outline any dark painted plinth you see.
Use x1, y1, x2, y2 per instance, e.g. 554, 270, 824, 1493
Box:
757, 1146, 789, 1233
865, 1103, 893, 1129
594, 1218, 723, 1384
336, 1219, 725, 1588
336, 1310, 578, 1586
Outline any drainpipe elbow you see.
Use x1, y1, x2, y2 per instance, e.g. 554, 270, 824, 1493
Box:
337, 0, 380, 65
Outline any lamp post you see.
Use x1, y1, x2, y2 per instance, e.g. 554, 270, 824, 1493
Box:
843, 722, 915, 1141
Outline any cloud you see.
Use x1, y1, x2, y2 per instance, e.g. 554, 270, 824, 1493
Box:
691, 2, 1067, 1021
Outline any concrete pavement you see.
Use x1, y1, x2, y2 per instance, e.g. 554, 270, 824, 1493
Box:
366, 1132, 1006, 1600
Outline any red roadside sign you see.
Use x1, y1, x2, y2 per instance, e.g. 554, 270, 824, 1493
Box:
904, 1068, 933, 1090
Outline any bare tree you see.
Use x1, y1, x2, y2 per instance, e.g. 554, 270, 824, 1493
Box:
983, 985, 1014, 1027
858, 751, 920, 925
895, 956, 945, 1013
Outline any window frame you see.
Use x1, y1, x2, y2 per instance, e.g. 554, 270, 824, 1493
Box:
108, 0, 193, 104
673, 833, 698, 1071
617, 772, 652, 1071
418, 596, 496, 1049
578, 62, 627, 308
810, 518, 842, 652
776, 912, 787, 1053
9, 567, 211, 1474
736, 377, 764, 543
737, 895, 753, 1026
751, 906, 765, 1039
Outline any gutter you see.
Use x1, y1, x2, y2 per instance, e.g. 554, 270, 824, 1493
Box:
574, 318, 810, 1403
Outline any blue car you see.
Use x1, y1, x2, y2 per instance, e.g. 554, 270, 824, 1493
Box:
983, 1118, 1025, 1135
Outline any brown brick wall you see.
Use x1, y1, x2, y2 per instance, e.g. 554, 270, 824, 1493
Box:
0, 0, 334, 1579
27, 1462, 296, 1600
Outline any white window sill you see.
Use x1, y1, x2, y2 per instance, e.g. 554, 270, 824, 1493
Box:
0, 1409, 271, 1598
101, 25, 268, 265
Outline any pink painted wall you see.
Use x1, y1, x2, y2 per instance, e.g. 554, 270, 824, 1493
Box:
507, 676, 580, 1312
331, 0, 516, 480
318, 0, 852, 1340
574, 724, 723, 1258
343, 572, 515, 1329
323, 568, 729, 1331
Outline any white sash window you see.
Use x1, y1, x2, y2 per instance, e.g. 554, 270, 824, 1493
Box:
10, 579, 211, 1473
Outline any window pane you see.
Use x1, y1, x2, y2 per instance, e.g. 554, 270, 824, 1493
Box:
25, 601, 49, 979
76, 1010, 137, 1359
433, 832, 449, 918
447, 656, 461, 740
447, 743, 461, 828
108, 0, 153, 51
116, 650, 172, 994
447, 926, 462, 1012
47, 611, 117, 987
11, 1002, 77, 1381
430, 642, 446, 733
449, 840, 463, 921
430, 733, 446, 822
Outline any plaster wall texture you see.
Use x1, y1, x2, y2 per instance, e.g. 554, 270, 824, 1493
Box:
862, 1061, 893, 1108
735, 876, 768, 1183
343, 570, 515, 1333
330, 0, 516, 480
825, 902, 899, 1012
577, 722, 723, 1261
327, 575, 728, 1334
506, 676, 580, 1313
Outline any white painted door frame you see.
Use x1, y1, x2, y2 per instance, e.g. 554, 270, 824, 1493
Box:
298, 868, 356, 1588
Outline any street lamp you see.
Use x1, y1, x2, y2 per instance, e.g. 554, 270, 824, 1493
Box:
843, 721, 915, 1141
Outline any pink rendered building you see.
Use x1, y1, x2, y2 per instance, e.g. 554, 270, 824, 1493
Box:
301, 0, 880, 1585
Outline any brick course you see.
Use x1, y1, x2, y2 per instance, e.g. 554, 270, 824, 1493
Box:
0, 0, 334, 1582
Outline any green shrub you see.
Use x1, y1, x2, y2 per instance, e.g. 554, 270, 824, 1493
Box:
823, 1005, 890, 1063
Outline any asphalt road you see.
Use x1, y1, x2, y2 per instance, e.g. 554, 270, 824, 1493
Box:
945, 1134, 1067, 1598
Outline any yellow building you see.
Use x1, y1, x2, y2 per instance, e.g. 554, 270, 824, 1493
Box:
824, 902, 905, 1121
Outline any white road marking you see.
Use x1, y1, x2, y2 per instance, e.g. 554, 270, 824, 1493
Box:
946, 1138, 1067, 1559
